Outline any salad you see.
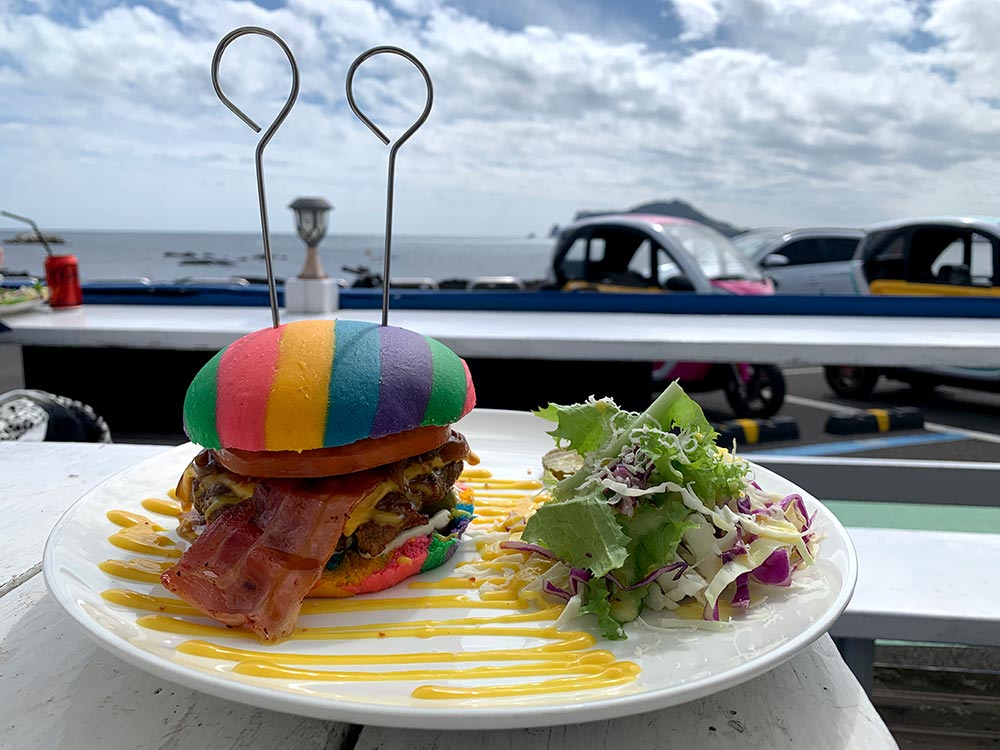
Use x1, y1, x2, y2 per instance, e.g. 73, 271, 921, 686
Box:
0, 281, 47, 307
510, 382, 817, 639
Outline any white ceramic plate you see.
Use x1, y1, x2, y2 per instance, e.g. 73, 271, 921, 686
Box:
0, 297, 45, 316
44, 409, 857, 730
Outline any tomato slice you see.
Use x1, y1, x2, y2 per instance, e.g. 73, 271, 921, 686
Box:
216, 425, 453, 478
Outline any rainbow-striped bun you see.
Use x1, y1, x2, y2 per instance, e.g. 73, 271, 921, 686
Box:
184, 319, 476, 452
309, 500, 474, 598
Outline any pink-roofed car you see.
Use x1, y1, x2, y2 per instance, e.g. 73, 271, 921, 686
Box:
549, 214, 785, 417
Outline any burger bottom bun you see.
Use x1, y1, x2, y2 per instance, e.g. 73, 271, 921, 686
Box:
309, 530, 464, 598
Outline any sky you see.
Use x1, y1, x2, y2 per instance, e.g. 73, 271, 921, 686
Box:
1, 0, 1000, 235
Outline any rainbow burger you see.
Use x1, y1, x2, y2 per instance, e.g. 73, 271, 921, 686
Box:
161, 319, 477, 641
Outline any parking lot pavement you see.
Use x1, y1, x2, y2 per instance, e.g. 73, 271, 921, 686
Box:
694, 367, 1000, 508
697, 367, 1000, 463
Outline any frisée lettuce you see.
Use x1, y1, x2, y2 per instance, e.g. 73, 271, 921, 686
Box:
520, 382, 817, 640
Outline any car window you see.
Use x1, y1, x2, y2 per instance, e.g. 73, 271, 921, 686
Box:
655, 246, 683, 286
626, 240, 654, 283
911, 228, 995, 287
732, 231, 778, 257
588, 236, 607, 264
971, 237, 995, 285
826, 237, 861, 262
776, 239, 820, 266
929, 239, 964, 276
659, 223, 762, 280
776, 237, 859, 265
584, 229, 649, 286
560, 235, 587, 280
866, 233, 906, 280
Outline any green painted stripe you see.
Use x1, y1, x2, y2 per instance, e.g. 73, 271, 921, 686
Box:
823, 500, 1000, 534
183, 347, 223, 447
421, 337, 467, 426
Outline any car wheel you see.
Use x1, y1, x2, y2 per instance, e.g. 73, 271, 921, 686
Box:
824, 366, 880, 398
724, 365, 786, 418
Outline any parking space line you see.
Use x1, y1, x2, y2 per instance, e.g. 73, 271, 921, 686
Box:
747, 454, 1000, 505
746, 455, 1000, 470
748, 432, 968, 457
782, 367, 824, 376
786, 394, 1000, 445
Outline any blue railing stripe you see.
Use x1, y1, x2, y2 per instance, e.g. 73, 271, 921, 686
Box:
5, 280, 998, 317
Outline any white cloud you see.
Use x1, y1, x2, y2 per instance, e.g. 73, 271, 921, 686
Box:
671, 0, 721, 41
0, 0, 999, 237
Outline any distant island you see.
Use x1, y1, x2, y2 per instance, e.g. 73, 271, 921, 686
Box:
570, 199, 745, 237
3, 230, 65, 244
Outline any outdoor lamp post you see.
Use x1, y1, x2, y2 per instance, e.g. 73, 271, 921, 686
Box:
284, 196, 338, 313
289, 197, 332, 278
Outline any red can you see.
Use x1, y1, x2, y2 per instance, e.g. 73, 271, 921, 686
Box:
45, 254, 83, 308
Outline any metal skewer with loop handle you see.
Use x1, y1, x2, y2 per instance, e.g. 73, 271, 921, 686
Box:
346, 46, 433, 327
211, 26, 300, 328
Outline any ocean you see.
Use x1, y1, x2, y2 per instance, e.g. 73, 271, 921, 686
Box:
0, 230, 555, 285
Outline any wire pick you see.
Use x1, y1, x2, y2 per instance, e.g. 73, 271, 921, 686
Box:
346, 46, 433, 326
212, 26, 300, 328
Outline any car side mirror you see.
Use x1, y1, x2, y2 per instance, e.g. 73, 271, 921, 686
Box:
664, 275, 696, 292
762, 254, 790, 268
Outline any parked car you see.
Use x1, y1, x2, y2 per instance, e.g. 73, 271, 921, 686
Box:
551, 214, 770, 294
550, 215, 786, 417
731, 227, 862, 294
825, 216, 1000, 397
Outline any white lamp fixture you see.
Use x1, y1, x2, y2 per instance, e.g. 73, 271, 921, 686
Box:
284, 196, 338, 313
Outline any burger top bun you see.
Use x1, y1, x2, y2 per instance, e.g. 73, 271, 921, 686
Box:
183, 319, 476, 452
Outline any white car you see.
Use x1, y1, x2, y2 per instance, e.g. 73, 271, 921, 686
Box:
825, 216, 1000, 397
732, 227, 863, 294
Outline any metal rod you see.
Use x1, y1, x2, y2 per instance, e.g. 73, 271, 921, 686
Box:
1, 211, 52, 255
211, 26, 300, 328
346, 46, 433, 327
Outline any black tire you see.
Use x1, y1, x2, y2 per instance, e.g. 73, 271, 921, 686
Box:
824, 366, 880, 398
724, 365, 786, 418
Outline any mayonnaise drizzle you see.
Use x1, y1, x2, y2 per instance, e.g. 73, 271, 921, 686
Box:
98, 474, 640, 701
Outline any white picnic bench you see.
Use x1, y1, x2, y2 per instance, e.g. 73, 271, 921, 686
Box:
0, 441, 897, 749
830, 527, 1000, 689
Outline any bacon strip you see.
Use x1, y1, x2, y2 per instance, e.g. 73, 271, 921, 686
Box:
161, 470, 382, 641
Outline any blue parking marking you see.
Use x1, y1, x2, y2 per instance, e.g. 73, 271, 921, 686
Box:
745, 432, 969, 457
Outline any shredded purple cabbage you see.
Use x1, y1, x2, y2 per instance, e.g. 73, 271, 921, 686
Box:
780, 493, 812, 530
720, 525, 749, 564
705, 600, 721, 621
751, 548, 792, 586
568, 567, 592, 596
720, 540, 748, 564
607, 448, 655, 517
499, 540, 556, 559
732, 572, 751, 609
542, 580, 572, 601
606, 561, 687, 591
737, 496, 752, 515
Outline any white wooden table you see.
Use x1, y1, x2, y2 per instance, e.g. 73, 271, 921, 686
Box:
3, 303, 1000, 366
0, 442, 898, 749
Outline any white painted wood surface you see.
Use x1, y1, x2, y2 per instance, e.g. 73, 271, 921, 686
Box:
0, 576, 353, 750
3, 303, 999, 366
832, 527, 1000, 646
0, 442, 163, 591
0, 443, 898, 749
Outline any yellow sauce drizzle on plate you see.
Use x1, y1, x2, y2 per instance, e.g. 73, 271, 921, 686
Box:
98, 467, 641, 701
141, 497, 183, 517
